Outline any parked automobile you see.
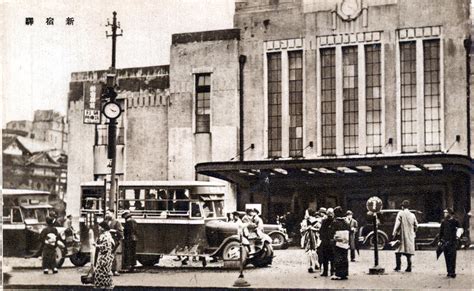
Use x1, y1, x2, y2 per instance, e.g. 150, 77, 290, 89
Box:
73, 181, 274, 268
358, 209, 440, 250
232, 211, 289, 250
263, 224, 289, 250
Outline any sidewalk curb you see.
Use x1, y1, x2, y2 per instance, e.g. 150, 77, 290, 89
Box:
5, 285, 317, 291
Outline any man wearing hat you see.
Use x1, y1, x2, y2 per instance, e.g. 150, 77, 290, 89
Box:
319, 208, 335, 276
345, 210, 358, 262
243, 208, 264, 238
438, 208, 463, 278
122, 210, 138, 272
392, 200, 418, 272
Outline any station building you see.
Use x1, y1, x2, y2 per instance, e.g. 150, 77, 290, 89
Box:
67, 0, 473, 235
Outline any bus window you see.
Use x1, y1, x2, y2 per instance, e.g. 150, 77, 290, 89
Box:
191, 202, 202, 218
203, 201, 214, 218
36, 209, 47, 223
24, 209, 36, 220
12, 208, 23, 223
157, 189, 168, 211
175, 189, 189, 212
133, 189, 144, 210
214, 201, 224, 217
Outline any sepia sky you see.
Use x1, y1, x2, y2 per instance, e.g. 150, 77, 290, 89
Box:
1, 0, 234, 125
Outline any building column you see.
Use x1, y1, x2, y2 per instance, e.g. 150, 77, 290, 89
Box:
358, 43, 367, 154
281, 50, 290, 157
336, 46, 344, 156
416, 39, 425, 152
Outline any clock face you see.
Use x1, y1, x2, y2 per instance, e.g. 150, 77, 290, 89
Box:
103, 102, 121, 119
341, 0, 358, 16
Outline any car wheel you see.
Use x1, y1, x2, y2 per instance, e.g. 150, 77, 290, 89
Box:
55, 247, 65, 268
369, 233, 386, 250
137, 255, 160, 267
270, 233, 286, 250
70, 252, 90, 267
252, 242, 273, 268
222, 241, 247, 261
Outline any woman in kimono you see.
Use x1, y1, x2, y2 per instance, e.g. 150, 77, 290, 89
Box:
330, 206, 351, 280
35, 217, 62, 274
300, 208, 321, 273
94, 221, 115, 290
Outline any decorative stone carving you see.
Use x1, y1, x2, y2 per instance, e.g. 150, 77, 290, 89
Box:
336, 0, 363, 21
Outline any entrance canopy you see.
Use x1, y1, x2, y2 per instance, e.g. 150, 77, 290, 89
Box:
196, 154, 472, 186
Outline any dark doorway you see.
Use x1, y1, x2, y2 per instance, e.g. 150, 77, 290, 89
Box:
423, 191, 443, 222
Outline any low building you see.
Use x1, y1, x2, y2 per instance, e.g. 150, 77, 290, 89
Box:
32, 110, 68, 151
2, 136, 67, 199
5, 110, 68, 152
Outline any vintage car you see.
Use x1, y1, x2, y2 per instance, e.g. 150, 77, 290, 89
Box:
73, 181, 274, 268
263, 224, 289, 250
358, 209, 440, 250
2, 189, 74, 266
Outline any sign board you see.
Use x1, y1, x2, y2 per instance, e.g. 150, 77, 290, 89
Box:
366, 196, 383, 213
83, 82, 103, 124
245, 203, 262, 214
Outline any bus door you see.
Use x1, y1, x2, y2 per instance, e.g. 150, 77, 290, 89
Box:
3, 206, 27, 256
79, 188, 105, 252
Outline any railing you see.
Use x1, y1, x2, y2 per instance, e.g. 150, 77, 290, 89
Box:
118, 198, 191, 218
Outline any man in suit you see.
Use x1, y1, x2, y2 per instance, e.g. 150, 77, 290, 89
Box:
122, 210, 138, 272
346, 210, 358, 262
439, 208, 463, 278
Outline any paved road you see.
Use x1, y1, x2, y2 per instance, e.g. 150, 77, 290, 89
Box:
5, 249, 473, 289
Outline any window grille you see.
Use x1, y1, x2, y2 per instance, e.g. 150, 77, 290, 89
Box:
288, 51, 303, 157
320, 48, 336, 155
268, 53, 282, 158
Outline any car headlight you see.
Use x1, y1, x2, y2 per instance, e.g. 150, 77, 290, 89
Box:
96, 217, 104, 223
79, 217, 85, 223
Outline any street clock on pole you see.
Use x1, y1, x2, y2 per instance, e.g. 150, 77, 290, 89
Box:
103, 101, 122, 119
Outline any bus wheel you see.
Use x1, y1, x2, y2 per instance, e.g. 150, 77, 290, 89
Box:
137, 255, 160, 267
70, 252, 90, 267
55, 247, 65, 268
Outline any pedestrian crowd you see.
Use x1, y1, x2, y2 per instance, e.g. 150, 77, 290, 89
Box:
298, 200, 465, 280
300, 206, 355, 280
34, 200, 465, 289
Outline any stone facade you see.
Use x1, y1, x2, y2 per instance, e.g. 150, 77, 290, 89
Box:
67, 0, 473, 235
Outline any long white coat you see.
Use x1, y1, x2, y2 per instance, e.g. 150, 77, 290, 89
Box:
392, 209, 418, 255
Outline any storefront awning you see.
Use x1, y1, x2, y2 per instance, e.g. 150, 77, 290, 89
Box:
196, 154, 472, 186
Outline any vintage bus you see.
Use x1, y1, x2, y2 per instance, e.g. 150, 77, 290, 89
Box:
75, 180, 273, 268
3, 189, 53, 257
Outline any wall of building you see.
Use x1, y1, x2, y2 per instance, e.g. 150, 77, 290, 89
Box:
169, 30, 241, 179
67, 66, 170, 216
125, 88, 170, 181
232, 0, 471, 161
67, 100, 95, 216
235, 1, 304, 160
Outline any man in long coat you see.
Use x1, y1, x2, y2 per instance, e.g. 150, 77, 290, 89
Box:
122, 211, 138, 272
392, 200, 418, 272
319, 208, 335, 276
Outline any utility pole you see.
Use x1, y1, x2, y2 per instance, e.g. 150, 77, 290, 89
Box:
104, 11, 123, 212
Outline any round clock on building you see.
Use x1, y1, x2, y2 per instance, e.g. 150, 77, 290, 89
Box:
103, 101, 122, 119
